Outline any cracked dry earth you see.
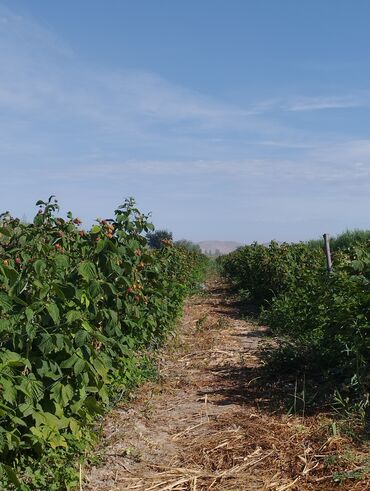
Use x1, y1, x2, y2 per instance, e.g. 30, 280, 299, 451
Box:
84, 280, 370, 491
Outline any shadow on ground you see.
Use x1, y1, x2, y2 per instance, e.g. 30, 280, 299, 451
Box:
200, 287, 340, 418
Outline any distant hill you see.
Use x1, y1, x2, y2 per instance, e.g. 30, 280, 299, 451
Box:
198, 241, 242, 256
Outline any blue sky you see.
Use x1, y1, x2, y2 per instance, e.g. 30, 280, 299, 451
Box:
1, 1, 370, 243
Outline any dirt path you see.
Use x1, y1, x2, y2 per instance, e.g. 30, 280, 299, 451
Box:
85, 279, 369, 491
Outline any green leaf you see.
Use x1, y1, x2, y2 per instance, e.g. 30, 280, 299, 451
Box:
1, 379, 17, 403
25, 307, 34, 322
75, 330, 89, 347
84, 396, 104, 415
39, 334, 54, 354
17, 379, 44, 402
81, 320, 92, 332
43, 411, 68, 430
1, 350, 23, 366
60, 353, 79, 369
91, 225, 101, 234
54, 254, 69, 269
26, 323, 37, 341
78, 261, 97, 281
0, 318, 10, 331
2, 267, 19, 287
9, 414, 27, 427
46, 303, 60, 324
33, 259, 47, 276
92, 357, 109, 382
98, 384, 109, 404
36, 360, 60, 380
55, 334, 65, 350
95, 238, 106, 253
80, 293, 90, 308
0, 292, 13, 312
0, 463, 22, 488
69, 418, 80, 434
89, 280, 102, 298
53, 284, 66, 300
61, 384, 74, 404
66, 310, 81, 323
73, 357, 86, 376
18, 402, 35, 418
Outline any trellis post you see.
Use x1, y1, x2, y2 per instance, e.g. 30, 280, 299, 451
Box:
323, 233, 333, 273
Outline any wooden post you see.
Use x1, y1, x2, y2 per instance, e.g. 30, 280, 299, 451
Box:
323, 233, 333, 273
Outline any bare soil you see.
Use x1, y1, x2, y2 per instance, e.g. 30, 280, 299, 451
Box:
84, 279, 370, 490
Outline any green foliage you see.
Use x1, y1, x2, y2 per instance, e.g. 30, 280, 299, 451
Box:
218, 240, 370, 408
218, 241, 325, 308
306, 229, 370, 252
331, 229, 370, 251
0, 197, 207, 489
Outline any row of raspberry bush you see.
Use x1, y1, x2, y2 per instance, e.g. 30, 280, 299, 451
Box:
218, 241, 370, 404
0, 196, 207, 487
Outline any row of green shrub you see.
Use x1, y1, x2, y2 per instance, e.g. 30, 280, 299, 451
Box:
0, 196, 207, 489
306, 229, 370, 251
218, 238, 370, 407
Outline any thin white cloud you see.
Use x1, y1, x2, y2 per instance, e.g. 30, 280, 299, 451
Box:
0, 6, 261, 136
0, 4, 304, 157
44, 140, 370, 187
284, 95, 367, 112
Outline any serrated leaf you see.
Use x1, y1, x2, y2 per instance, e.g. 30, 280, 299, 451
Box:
1, 378, 17, 403
17, 378, 44, 402
61, 384, 74, 406
78, 261, 97, 281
